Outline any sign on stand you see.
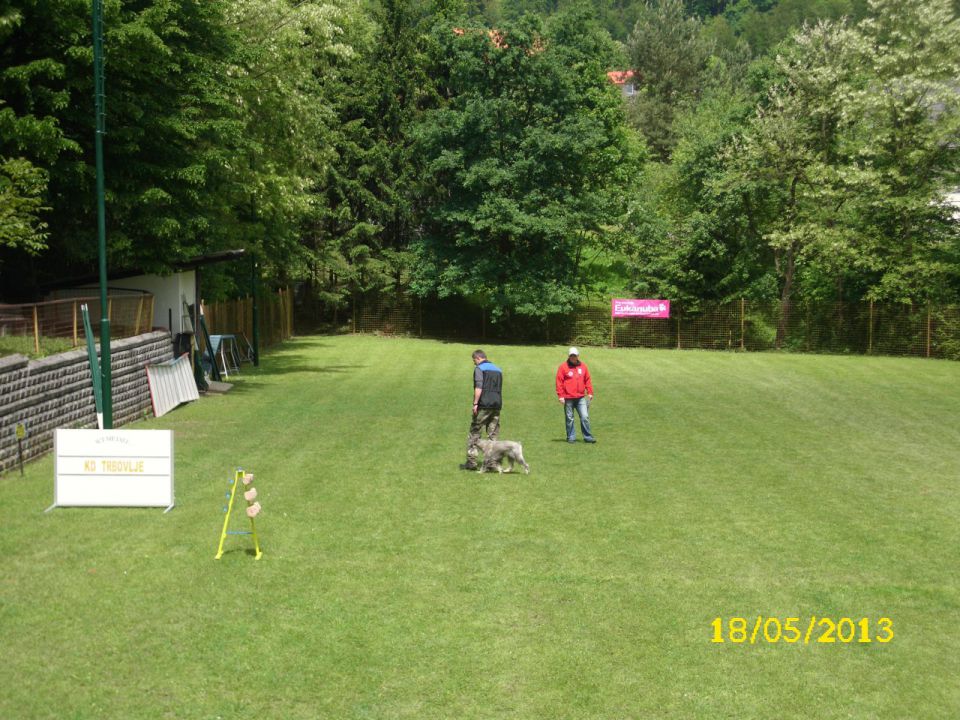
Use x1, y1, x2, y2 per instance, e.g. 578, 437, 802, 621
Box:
49, 429, 174, 512
611, 298, 671, 318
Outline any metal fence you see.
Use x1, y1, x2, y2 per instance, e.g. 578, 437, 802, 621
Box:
348, 295, 960, 360
203, 287, 294, 350
0, 293, 155, 354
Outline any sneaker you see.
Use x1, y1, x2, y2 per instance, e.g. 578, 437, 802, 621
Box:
567, 438, 576, 443
584, 438, 597, 444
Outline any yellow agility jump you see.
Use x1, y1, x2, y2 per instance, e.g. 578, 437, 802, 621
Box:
215, 468, 263, 560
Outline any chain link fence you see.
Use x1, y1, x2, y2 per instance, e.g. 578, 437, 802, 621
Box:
345, 294, 960, 360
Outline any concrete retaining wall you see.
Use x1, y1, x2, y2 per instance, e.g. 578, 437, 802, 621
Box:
0, 331, 173, 474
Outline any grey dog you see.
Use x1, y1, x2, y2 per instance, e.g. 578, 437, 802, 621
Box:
476, 438, 530, 474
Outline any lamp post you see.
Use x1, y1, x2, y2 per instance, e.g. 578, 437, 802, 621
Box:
93, 0, 112, 427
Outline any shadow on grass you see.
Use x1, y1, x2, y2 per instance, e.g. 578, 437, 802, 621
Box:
231, 352, 365, 377
200, 354, 364, 395
214, 546, 263, 560
257, 362, 363, 376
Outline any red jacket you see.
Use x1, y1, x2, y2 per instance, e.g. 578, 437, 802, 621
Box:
556, 361, 593, 399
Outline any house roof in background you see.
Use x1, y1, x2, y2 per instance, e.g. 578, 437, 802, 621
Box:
607, 70, 635, 85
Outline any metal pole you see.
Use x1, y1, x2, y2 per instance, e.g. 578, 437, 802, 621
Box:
93, 0, 112, 427
676, 307, 681, 350
32, 305, 39, 355
251, 255, 260, 366
740, 298, 745, 351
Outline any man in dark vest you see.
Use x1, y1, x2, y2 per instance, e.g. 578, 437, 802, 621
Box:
462, 349, 503, 470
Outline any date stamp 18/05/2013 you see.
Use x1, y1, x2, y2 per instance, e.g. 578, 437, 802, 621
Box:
711, 616, 894, 645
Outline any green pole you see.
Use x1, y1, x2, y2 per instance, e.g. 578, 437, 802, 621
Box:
93, 0, 112, 427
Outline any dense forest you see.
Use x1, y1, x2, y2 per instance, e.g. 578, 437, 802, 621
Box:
1, 0, 958, 320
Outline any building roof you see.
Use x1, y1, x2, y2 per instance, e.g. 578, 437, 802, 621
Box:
41, 249, 248, 291
607, 70, 636, 85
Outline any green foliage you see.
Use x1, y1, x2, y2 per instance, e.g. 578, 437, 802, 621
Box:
412, 12, 641, 317
706, 0, 867, 56
0, 0, 368, 298
840, 0, 960, 302
1, 0, 957, 317
307, 0, 422, 310
639, 0, 960, 313
0, 332, 73, 359
0, 156, 48, 253
626, 0, 714, 159
0, 0, 80, 266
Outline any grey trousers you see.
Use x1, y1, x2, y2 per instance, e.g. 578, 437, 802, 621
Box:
465, 407, 500, 468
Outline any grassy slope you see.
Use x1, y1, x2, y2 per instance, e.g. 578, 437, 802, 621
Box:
2, 335, 959, 718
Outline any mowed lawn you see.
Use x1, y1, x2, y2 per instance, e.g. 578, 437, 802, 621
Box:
3, 334, 960, 719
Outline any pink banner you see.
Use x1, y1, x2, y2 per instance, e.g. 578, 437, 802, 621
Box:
611, 298, 671, 319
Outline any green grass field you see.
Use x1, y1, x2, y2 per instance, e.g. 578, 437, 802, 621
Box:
3, 334, 960, 719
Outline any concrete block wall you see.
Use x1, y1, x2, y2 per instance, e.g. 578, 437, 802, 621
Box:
0, 331, 173, 474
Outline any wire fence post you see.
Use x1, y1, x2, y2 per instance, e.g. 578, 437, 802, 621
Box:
32, 305, 40, 354
926, 305, 932, 358
676, 307, 681, 350
868, 300, 874, 355
740, 298, 745, 351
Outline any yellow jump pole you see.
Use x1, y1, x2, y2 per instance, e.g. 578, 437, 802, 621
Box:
214, 469, 243, 560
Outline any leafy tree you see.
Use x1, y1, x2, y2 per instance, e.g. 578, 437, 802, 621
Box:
0, 157, 48, 254
0, 0, 82, 281
672, 0, 960, 338
839, 0, 960, 303
623, 54, 767, 304
0, 0, 251, 292
0, 0, 366, 300
222, 0, 368, 290
685, 0, 735, 16
626, 0, 713, 159
412, 13, 641, 317
305, 0, 427, 318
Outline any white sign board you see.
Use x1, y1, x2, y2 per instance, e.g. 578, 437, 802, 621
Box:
52, 429, 174, 511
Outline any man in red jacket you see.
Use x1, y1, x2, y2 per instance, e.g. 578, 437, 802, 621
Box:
555, 347, 596, 443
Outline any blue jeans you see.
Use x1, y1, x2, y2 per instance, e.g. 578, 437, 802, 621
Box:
564, 397, 594, 441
